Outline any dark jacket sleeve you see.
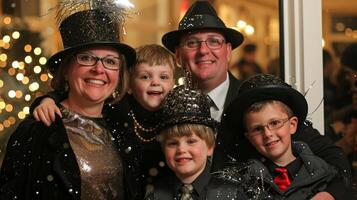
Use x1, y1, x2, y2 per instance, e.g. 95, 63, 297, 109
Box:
29, 91, 67, 113
293, 122, 352, 197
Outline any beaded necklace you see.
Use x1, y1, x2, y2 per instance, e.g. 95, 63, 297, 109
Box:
129, 109, 157, 143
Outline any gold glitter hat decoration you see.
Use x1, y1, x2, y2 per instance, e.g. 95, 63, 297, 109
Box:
47, 0, 136, 74
161, 0, 244, 52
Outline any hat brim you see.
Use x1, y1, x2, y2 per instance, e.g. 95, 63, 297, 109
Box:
162, 27, 244, 52
159, 115, 219, 132
224, 86, 308, 138
47, 41, 136, 74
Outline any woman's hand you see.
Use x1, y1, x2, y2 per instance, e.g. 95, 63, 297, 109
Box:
33, 98, 62, 126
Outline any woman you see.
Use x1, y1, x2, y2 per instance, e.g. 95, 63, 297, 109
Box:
0, 6, 136, 200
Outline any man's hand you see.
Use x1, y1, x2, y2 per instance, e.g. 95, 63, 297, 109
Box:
33, 98, 61, 126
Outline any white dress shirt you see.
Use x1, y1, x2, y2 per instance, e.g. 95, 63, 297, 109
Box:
207, 73, 230, 122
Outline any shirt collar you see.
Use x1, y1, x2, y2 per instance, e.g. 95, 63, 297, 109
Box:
207, 72, 230, 110
266, 157, 302, 178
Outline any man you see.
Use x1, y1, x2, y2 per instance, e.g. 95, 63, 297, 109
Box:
161, 1, 351, 199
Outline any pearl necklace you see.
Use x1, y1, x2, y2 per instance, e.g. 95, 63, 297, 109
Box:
129, 109, 157, 143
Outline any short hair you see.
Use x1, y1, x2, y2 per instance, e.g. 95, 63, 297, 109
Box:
130, 44, 176, 75
243, 100, 294, 129
50, 48, 129, 103
160, 123, 216, 148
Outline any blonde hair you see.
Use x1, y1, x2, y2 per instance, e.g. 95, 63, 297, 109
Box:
129, 44, 176, 76
160, 123, 216, 148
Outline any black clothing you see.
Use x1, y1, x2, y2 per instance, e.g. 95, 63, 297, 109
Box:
145, 162, 247, 200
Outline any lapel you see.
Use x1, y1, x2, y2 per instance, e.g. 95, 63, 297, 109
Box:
223, 72, 241, 110
48, 118, 81, 198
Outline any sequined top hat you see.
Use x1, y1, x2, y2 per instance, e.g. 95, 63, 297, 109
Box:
161, 0, 244, 52
225, 74, 308, 133
159, 85, 219, 132
47, 9, 136, 74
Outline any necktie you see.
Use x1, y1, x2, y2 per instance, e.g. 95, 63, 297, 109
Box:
180, 184, 193, 200
274, 167, 291, 192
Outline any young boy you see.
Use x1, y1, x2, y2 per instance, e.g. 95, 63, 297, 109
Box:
145, 85, 247, 200
30, 44, 177, 199
221, 74, 352, 199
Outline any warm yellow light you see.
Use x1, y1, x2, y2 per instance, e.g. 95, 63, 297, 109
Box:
8, 116, 16, 125
34, 47, 42, 55
322, 39, 325, 47
29, 82, 40, 91
0, 80, 3, 88
12, 31, 20, 39
5, 104, 13, 112
0, 54, 7, 61
18, 62, 25, 69
48, 73, 53, 79
15, 90, 23, 98
0, 61, 7, 68
3, 43, 10, 49
40, 74, 49, 82
3, 35, 11, 43
8, 90, 16, 98
0, 101, 5, 109
39, 57, 47, 65
34, 65, 42, 73
22, 76, 30, 84
16, 73, 24, 81
0, 40, 4, 47
3, 120, 10, 128
8, 68, 16, 76
178, 77, 185, 85
25, 94, 31, 101
24, 44, 32, 52
237, 20, 247, 30
18, 111, 26, 119
3, 16, 12, 25
25, 55, 33, 64
245, 25, 255, 35
12, 60, 19, 68
23, 106, 30, 114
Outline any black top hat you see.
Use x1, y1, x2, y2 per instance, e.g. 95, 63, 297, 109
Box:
225, 74, 308, 136
162, 1, 244, 52
159, 85, 218, 132
47, 9, 136, 74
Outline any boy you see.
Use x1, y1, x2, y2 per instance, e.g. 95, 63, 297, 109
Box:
29, 44, 177, 199
145, 85, 247, 199
221, 74, 352, 199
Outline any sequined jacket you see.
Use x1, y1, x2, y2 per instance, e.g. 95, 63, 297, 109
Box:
241, 141, 351, 200
0, 115, 129, 200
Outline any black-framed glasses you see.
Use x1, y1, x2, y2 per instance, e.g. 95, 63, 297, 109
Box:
76, 53, 121, 70
245, 118, 291, 137
181, 37, 226, 50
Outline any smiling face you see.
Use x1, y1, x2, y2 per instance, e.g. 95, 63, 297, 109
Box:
130, 62, 175, 111
244, 102, 298, 166
176, 30, 232, 93
164, 132, 214, 183
65, 46, 120, 110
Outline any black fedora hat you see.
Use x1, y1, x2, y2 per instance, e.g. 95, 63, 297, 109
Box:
162, 1, 244, 52
47, 9, 136, 74
159, 85, 219, 132
224, 74, 308, 137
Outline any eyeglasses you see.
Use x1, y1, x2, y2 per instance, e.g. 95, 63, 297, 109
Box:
181, 37, 226, 50
76, 53, 121, 70
245, 118, 291, 137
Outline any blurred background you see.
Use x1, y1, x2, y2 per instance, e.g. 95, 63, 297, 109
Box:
0, 0, 356, 167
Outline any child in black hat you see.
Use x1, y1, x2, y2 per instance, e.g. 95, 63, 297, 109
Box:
220, 74, 352, 199
145, 85, 247, 200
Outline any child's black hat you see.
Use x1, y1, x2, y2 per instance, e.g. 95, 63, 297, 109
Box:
225, 74, 308, 134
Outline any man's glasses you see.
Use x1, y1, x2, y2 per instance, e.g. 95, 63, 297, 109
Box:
76, 53, 121, 70
245, 118, 291, 137
181, 37, 226, 50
